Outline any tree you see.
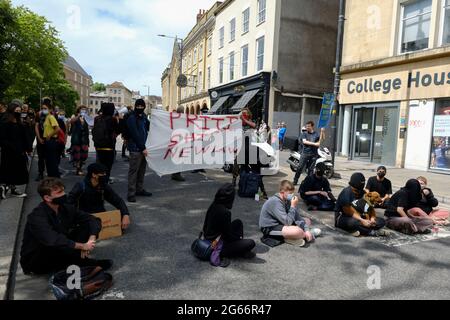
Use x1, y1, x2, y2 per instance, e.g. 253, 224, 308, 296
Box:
0, 0, 79, 114
91, 82, 106, 92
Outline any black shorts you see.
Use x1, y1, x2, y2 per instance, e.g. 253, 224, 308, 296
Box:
261, 225, 284, 238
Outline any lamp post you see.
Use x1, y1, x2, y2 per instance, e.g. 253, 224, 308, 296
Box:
331, 0, 346, 166
143, 85, 150, 112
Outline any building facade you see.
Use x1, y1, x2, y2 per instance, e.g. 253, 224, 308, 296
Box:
63, 55, 92, 107
338, 0, 450, 174
106, 82, 133, 108
208, 0, 339, 138
161, 40, 183, 112
89, 91, 109, 115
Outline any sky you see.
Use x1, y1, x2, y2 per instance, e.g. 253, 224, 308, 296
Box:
11, 0, 217, 96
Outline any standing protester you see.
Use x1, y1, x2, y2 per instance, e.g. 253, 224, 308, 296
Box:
34, 104, 48, 181
0, 102, 30, 199
385, 179, 434, 235
93, 103, 120, 180
20, 178, 112, 275
55, 107, 67, 168
365, 166, 392, 208
41, 98, 61, 178
21, 104, 36, 156
119, 106, 133, 161
171, 106, 186, 182
293, 121, 322, 186
70, 106, 90, 176
68, 163, 131, 230
278, 122, 286, 151
127, 99, 152, 203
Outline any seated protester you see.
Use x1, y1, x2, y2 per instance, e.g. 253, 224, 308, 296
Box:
364, 166, 392, 208
203, 184, 256, 264
409, 176, 449, 226
299, 163, 335, 211
335, 173, 387, 237
259, 180, 321, 247
385, 179, 434, 235
68, 163, 131, 230
20, 178, 112, 275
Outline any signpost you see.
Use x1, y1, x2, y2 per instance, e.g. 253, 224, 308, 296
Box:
318, 93, 335, 129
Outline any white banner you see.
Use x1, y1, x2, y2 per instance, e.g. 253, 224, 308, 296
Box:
146, 109, 243, 176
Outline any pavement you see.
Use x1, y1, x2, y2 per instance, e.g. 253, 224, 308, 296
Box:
2, 148, 450, 300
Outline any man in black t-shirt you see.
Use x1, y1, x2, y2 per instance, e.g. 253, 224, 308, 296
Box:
335, 173, 387, 237
293, 121, 322, 185
365, 166, 392, 208
299, 163, 335, 211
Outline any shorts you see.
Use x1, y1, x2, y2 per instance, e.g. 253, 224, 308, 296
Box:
261, 225, 284, 238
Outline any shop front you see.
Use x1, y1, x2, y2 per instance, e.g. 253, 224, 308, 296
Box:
340, 56, 450, 174
208, 72, 271, 122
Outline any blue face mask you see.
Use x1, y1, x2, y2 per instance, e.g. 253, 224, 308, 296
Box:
286, 193, 294, 202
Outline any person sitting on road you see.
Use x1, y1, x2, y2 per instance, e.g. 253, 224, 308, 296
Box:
404, 176, 449, 226
68, 163, 131, 230
203, 184, 256, 266
20, 178, 112, 275
335, 173, 387, 237
364, 166, 392, 209
259, 180, 321, 247
385, 179, 434, 235
299, 163, 336, 211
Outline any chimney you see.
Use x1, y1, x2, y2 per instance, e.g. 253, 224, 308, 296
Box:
197, 9, 205, 22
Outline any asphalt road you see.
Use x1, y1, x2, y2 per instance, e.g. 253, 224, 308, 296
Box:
11, 151, 450, 300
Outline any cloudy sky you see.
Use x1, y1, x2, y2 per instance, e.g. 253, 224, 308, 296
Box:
11, 0, 217, 96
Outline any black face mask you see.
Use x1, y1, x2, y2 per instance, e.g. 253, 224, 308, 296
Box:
378, 172, 386, 178
135, 108, 145, 115
316, 170, 325, 177
52, 194, 67, 206
14, 112, 22, 120
98, 175, 108, 188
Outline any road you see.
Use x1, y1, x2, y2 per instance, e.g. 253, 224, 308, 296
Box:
10, 149, 450, 300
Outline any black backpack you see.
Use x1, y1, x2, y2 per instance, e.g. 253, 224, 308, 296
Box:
49, 266, 113, 300
92, 116, 111, 148
238, 169, 261, 198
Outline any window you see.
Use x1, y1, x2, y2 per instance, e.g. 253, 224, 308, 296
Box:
194, 48, 197, 65
442, 0, 450, 44
400, 0, 432, 53
118, 89, 122, 94
118, 97, 121, 103
208, 36, 212, 55
198, 71, 203, 91
199, 44, 204, 61
230, 18, 236, 42
258, 0, 266, 25
430, 99, 450, 172
219, 27, 225, 48
243, 8, 250, 34
95, 100, 98, 106
219, 57, 224, 84
207, 66, 211, 89
229, 51, 235, 81
114, 89, 117, 94
241, 45, 249, 77
256, 36, 265, 71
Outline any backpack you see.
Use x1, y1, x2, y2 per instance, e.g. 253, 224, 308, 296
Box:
238, 169, 261, 198
49, 266, 113, 300
92, 116, 111, 148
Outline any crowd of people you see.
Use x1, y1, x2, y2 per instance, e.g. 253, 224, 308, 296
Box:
1, 97, 449, 275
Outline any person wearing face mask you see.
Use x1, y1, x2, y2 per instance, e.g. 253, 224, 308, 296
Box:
385, 179, 434, 235
70, 106, 90, 176
259, 180, 321, 247
335, 173, 386, 237
203, 184, 256, 266
0, 101, 30, 199
68, 163, 131, 230
127, 99, 152, 203
407, 176, 449, 226
364, 166, 392, 209
299, 163, 335, 211
20, 178, 112, 275
40, 98, 61, 178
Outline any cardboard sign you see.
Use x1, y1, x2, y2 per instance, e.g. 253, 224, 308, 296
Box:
93, 210, 122, 240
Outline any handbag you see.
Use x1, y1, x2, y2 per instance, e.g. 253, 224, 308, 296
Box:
191, 232, 221, 261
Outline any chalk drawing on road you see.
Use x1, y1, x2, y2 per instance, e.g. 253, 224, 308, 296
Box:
375, 225, 450, 247
100, 290, 125, 300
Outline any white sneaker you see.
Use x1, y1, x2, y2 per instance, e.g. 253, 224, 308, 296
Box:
311, 228, 322, 239
285, 238, 306, 247
350, 231, 361, 237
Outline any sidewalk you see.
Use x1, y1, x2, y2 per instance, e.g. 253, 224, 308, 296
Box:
333, 156, 450, 207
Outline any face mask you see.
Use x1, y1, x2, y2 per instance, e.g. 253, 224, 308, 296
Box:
98, 175, 108, 188
51, 194, 67, 206
286, 193, 294, 202
378, 172, 386, 178
14, 112, 22, 119
316, 170, 325, 177
41, 109, 49, 116
135, 108, 145, 115
80, 110, 87, 116
21, 113, 27, 118
58, 115, 65, 120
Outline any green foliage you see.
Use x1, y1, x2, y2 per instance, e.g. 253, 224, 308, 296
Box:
92, 82, 106, 92
0, 0, 79, 114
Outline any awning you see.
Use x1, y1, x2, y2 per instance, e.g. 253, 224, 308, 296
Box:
208, 96, 230, 114
230, 89, 260, 112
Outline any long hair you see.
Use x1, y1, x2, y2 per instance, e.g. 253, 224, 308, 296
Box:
6, 103, 21, 123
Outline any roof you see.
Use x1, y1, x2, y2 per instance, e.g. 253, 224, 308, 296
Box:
106, 81, 132, 93
63, 55, 91, 77
90, 91, 109, 98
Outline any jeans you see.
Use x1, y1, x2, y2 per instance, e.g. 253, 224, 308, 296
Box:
335, 213, 386, 236
293, 154, 316, 184
128, 152, 147, 197
96, 150, 115, 179
304, 195, 335, 211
